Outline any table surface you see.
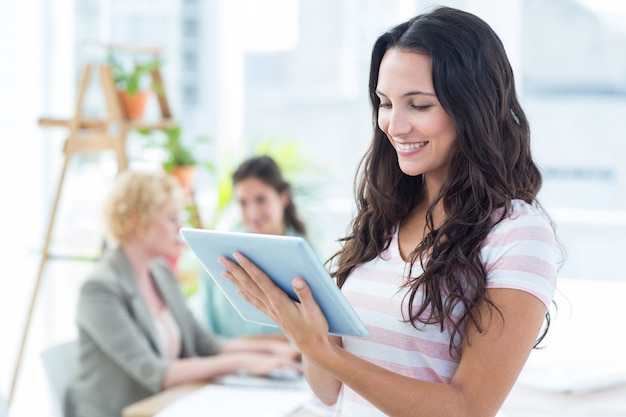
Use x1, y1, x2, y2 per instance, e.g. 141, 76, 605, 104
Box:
122, 382, 324, 417
122, 383, 205, 417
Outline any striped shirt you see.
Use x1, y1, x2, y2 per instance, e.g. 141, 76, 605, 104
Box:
337, 200, 558, 416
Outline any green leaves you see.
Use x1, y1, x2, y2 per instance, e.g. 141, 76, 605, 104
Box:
109, 55, 161, 97
138, 124, 213, 173
161, 125, 197, 172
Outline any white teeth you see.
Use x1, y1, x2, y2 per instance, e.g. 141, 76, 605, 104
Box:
396, 141, 427, 151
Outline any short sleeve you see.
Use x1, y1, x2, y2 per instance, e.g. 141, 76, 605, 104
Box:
482, 201, 558, 309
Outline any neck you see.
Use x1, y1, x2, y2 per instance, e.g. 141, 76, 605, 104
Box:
121, 239, 154, 283
422, 174, 443, 205
421, 174, 446, 227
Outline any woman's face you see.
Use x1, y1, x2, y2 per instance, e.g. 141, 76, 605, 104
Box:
376, 48, 456, 184
141, 198, 182, 258
235, 177, 288, 235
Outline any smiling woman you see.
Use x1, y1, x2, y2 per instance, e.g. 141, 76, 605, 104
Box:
376, 49, 457, 185
218, 6, 559, 417
232, 156, 307, 237
197, 155, 310, 340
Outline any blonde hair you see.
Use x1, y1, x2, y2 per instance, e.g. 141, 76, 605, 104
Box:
103, 170, 182, 244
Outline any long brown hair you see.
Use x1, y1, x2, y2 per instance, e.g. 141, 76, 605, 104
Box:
329, 7, 551, 354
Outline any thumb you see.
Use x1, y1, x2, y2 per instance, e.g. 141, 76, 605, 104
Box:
292, 278, 313, 303
292, 277, 330, 334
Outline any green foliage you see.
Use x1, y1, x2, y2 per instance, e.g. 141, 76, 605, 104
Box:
181, 201, 202, 229
253, 135, 328, 203
206, 155, 235, 229
201, 135, 327, 231
253, 136, 314, 178
161, 125, 207, 172
138, 124, 213, 173
138, 130, 323, 234
180, 280, 198, 299
108, 55, 161, 97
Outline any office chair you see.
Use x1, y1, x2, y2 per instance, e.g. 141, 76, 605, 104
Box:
40, 340, 79, 417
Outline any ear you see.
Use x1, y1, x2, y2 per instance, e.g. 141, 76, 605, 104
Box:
129, 211, 147, 238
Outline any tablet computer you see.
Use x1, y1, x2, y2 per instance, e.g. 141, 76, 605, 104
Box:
179, 228, 369, 337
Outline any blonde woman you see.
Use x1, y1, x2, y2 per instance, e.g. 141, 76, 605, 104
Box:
66, 170, 300, 417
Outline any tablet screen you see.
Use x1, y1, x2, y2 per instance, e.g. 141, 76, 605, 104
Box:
180, 228, 369, 337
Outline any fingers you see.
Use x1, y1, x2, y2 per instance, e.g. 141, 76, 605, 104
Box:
220, 253, 329, 344
218, 255, 253, 288
220, 253, 290, 304
219, 257, 270, 317
233, 252, 285, 297
248, 355, 302, 377
219, 255, 262, 297
218, 253, 266, 291
232, 252, 264, 277
219, 253, 293, 324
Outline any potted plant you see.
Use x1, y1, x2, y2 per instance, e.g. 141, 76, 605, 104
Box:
109, 55, 161, 120
162, 124, 205, 191
140, 124, 213, 194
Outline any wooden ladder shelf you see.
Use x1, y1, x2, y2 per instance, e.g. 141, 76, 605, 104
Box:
8, 44, 179, 406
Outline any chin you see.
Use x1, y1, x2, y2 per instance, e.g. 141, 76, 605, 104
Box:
168, 246, 182, 257
397, 160, 424, 177
248, 224, 266, 234
399, 166, 424, 177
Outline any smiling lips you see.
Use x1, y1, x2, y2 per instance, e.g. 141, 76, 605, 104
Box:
395, 141, 428, 151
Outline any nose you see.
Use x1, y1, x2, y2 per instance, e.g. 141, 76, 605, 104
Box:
385, 107, 411, 137
244, 203, 259, 222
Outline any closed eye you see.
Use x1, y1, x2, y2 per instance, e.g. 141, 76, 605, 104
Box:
411, 104, 432, 111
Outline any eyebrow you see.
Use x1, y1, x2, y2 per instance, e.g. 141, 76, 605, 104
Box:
375, 90, 436, 98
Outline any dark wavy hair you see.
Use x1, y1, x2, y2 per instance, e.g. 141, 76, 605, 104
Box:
329, 6, 550, 355
233, 155, 307, 237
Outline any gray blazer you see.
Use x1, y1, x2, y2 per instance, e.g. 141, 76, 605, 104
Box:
66, 247, 221, 417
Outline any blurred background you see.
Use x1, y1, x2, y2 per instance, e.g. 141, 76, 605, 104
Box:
1, 0, 625, 415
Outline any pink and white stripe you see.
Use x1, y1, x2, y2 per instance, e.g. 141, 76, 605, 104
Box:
336, 200, 558, 416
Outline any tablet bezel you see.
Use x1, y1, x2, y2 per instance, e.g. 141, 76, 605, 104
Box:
179, 228, 369, 337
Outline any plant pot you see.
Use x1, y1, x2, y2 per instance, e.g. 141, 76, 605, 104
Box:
118, 89, 150, 120
170, 165, 197, 196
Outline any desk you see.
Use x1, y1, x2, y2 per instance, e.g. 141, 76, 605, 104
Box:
122, 382, 326, 417
123, 383, 204, 417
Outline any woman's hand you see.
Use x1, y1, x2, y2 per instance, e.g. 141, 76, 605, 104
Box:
163, 351, 301, 388
226, 352, 302, 377
218, 253, 331, 356
261, 340, 302, 360
221, 337, 301, 361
